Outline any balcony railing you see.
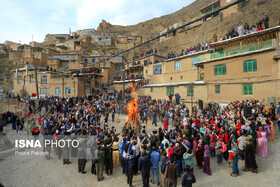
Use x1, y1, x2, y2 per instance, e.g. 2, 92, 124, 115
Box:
195, 39, 276, 64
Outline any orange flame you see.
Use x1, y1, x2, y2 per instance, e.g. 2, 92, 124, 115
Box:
126, 87, 138, 127
146, 120, 151, 125
117, 120, 121, 124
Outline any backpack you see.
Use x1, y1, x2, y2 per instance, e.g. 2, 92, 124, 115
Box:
220, 142, 227, 153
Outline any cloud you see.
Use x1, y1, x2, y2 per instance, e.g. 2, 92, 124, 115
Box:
0, 0, 193, 44
77, 0, 192, 28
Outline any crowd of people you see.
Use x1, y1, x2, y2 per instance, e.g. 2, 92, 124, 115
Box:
2, 91, 280, 187
166, 16, 270, 61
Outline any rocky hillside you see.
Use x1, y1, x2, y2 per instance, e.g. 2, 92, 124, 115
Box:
97, 0, 280, 57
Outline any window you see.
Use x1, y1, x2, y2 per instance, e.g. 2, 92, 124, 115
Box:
65, 87, 71, 94
175, 61, 182, 70
170, 77, 172, 81
187, 86, 194, 97
40, 88, 50, 97
92, 58, 95, 63
243, 60, 257, 72
40, 88, 49, 97
59, 61, 62, 67
146, 70, 148, 74
150, 87, 153, 92
192, 57, 200, 67
41, 75, 47, 84
88, 42, 90, 46
226, 0, 231, 3
71, 55, 75, 60
166, 87, 174, 96
65, 61, 69, 67
84, 58, 88, 63
30, 74, 34, 84
214, 64, 227, 76
181, 76, 183, 80
55, 87, 61, 95
120, 38, 124, 41
68, 43, 71, 47
116, 56, 120, 61
243, 84, 253, 95
63, 55, 66, 60
153, 65, 162, 75
215, 85, 220, 94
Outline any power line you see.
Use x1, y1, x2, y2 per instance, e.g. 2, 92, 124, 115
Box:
111, 0, 245, 60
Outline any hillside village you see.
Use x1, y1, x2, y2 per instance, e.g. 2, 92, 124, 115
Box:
0, 0, 280, 107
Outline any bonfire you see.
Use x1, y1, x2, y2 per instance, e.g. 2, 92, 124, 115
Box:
124, 87, 141, 134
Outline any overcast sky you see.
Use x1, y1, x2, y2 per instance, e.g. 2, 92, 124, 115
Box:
0, 0, 194, 44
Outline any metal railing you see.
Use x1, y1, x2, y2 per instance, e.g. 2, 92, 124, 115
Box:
195, 39, 276, 63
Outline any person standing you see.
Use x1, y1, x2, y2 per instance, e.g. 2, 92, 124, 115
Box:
203, 145, 211, 176
150, 146, 160, 185
77, 133, 87, 174
268, 118, 275, 141
238, 24, 243, 36
161, 151, 170, 187
229, 146, 239, 177
237, 132, 247, 160
165, 156, 178, 187
89, 133, 98, 175
138, 149, 152, 187
104, 137, 113, 175
96, 144, 105, 181
196, 140, 203, 169
244, 137, 258, 173
163, 116, 169, 131
263, 15, 269, 29
215, 138, 223, 165
152, 110, 158, 127
112, 136, 121, 167
257, 127, 268, 157
126, 145, 136, 187
62, 136, 71, 165
181, 165, 196, 187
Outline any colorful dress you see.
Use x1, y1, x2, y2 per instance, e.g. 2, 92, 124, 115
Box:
203, 145, 212, 176
229, 149, 239, 177
269, 121, 275, 141
257, 129, 268, 158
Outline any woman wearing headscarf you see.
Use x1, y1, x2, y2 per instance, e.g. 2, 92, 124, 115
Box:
181, 143, 194, 173
229, 142, 239, 177
268, 117, 275, 141
203, 144, 212, 176
244, 136, 258, 173
196, 140, 203, 169
257, 127, 268, 157
263, 120, 271, 142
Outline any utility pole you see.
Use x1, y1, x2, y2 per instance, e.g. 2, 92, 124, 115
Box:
34, 66, 39, 100
190, 82, 193, 113
122, 56, 129, 99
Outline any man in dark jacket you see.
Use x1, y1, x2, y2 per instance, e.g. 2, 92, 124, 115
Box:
126, 144, 136, 187
165, 156, 177, 187
138, 147, 152, 187
181, 165, 196, 187
161, 151, 170, 187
